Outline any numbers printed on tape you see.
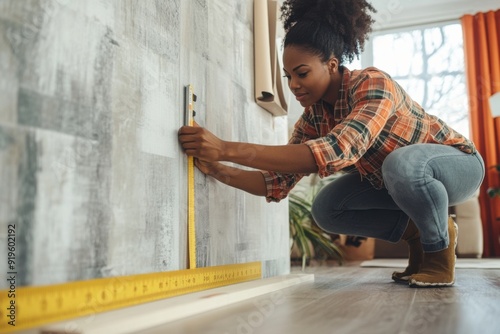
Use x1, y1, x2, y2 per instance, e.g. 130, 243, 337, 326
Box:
0, 263, 261, 333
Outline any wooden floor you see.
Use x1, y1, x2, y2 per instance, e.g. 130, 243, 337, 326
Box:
143, 263, 500, 334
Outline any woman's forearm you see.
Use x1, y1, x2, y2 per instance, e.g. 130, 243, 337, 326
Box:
204, 162, 268, 197
178, 124, 318, 174
222, 142, 318, 174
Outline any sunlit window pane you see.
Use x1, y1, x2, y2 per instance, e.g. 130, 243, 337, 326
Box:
372, 23, 469, 138
426, 25, 464, 74
373, 32, 423, 77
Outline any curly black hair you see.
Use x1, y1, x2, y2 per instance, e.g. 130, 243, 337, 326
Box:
280, 0, 376, 64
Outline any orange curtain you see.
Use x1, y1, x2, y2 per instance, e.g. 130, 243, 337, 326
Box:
462, 10, 500, 257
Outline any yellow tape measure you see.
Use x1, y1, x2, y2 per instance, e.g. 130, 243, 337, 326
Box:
184, 84, 196, 269
0, 262, 261, 333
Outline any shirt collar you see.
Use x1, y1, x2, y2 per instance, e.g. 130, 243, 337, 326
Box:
335, 66, 351, 121
319, 66, 351, 121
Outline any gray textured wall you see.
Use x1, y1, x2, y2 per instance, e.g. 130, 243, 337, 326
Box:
0, 0, 290, 289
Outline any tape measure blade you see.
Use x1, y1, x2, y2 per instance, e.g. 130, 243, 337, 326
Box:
0, 263, 261, 333
184, 84, 196, 269
184, 85, 192, 126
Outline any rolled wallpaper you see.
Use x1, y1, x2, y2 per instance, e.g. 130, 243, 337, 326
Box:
254, 0, 288, 116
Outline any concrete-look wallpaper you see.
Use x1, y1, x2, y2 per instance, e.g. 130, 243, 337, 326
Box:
0, 0, 290, 289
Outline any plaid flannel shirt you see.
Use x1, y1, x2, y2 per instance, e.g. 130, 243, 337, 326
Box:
261, 66, 476, 202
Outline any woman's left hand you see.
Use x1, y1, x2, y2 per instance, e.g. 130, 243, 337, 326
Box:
178, 122, 226, 162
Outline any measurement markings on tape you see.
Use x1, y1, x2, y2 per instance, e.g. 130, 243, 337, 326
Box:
185, 84, 197, 269
0, 262, 261, 333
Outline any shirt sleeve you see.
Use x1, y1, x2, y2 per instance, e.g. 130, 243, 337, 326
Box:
305, 72, 397, 177
260, 170, 308, 203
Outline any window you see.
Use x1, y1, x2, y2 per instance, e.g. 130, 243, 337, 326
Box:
360, 22, 470, 137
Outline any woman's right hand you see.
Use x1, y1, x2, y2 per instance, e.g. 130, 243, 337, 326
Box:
178, 122, 226, 162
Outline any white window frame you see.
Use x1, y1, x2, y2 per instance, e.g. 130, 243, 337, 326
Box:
360, 19, 460, 69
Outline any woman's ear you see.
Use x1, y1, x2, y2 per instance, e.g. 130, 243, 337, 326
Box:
328, 57, 339, 75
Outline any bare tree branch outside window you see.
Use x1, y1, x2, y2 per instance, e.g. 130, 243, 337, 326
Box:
371, 23, 469, 137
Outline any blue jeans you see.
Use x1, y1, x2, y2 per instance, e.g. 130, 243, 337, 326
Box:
311, 144, 485, 252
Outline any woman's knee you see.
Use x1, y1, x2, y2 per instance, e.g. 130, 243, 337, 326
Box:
311, 187, 343, 232
311, 189, 330, 229
311, 202, 339, 233
310, 175, 354, 218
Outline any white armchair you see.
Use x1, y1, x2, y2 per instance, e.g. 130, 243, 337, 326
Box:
452, 190, 483, 258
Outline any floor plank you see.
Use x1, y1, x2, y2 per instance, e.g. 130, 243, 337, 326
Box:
142, 263, 500, 334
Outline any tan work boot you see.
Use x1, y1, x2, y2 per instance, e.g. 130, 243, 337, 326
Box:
409, 217, 458, 287
392, 219, 423, 283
